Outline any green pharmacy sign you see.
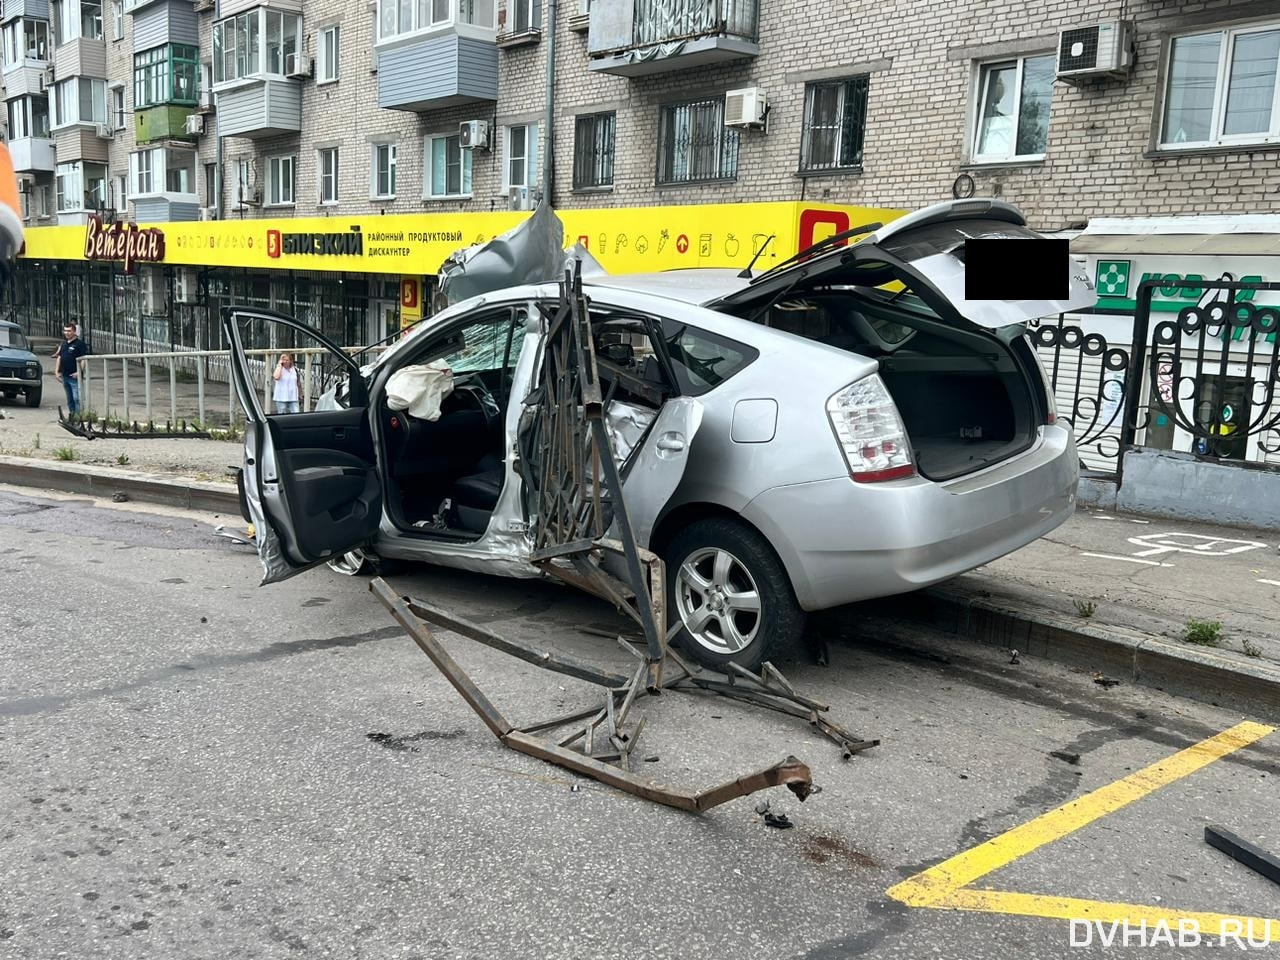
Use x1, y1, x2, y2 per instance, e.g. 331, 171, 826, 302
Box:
1093, 262, 1275, 343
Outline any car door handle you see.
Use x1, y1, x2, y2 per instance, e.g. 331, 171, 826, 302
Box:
656, 433, 686, 452
332, 427, 347, 441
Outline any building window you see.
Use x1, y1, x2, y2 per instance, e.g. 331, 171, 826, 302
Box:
425, 133, 471, 197
52, 0, 103, 45
111, 85, 125, 129
134, 44, 199, 107
263, 9, 300, 74
799, 76, 868, 173
1161, 24, 1280, 147
132, 150, 154, 194
317, 24, 339, 83
165, 150, 194, 193
572, 112, 614, 189
234, 158, 252, 204
212, 9, 302, 84
50, 77, 107, 128
503, 123, 537, 189
508, 0, 540, 35
377, 0, 495, 41
268, 155, 295, 205
55, 161, 106, 211
971, 54, 1055, 162
1, 20, 50, 66
114, 174, 128, 212
129, 148, 195, 196
657, 97, 739, 185
204, 162, 218, 206
112, 1, 123, 40
318, 147, 339, 204
7, 97, 51, 140
372, 143, 396, 198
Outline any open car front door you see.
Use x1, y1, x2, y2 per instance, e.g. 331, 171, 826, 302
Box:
223, 307, 382, 584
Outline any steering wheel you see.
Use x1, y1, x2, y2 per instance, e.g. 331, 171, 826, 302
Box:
452, 374, 500, 434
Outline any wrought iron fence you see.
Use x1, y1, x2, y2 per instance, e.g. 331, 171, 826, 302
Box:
1034, 278, 1280, 482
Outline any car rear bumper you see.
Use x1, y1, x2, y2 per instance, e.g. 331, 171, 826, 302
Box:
739, 423, 1078, 611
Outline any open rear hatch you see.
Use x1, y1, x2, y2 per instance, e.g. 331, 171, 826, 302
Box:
708, 199, 1097, 481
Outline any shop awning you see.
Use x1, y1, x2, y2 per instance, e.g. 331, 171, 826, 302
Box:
1073, 215, 1280, 256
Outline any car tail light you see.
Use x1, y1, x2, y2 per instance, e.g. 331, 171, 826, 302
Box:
826, 375, 917, 483
1028, 343, 1059, 425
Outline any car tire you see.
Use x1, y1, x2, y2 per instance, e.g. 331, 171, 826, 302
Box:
664, 517, 805, 672
24, 387, 40, 408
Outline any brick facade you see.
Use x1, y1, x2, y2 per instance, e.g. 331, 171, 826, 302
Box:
21, 0, 1280, 231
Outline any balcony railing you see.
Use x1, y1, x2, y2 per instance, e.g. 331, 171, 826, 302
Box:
633, 0, 756, 47
587, 0, 758, 75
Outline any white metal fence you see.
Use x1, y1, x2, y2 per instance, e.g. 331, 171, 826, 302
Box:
75, 347, 336, 430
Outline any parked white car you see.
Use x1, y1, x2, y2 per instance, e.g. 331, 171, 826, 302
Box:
226, 199, 1095, 670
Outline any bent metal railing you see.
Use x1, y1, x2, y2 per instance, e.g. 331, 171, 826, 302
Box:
1034, 278, 1280, 482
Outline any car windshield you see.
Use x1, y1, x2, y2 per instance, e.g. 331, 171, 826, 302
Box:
0, 326, 29, 351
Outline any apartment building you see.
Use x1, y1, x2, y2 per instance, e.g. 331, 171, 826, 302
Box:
3, 0, 1279, 354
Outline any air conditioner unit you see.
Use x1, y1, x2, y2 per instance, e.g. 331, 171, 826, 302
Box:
1056, 21, 1134, 79
39, 67, 54, 92
459, 119, 491, 150
95, 123, 114, 140
199, 206, 217, 221
193, 0, 214, 11
184, 114, 204, 135
508, 185, 531, 211
197, 90, 215, 113
174, 268, 198, 303
724, 87, 767, 127
284, 53, 313, 78
17, 176, 34, 194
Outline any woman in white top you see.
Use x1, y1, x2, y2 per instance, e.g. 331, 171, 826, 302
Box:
272, 353, 300, 414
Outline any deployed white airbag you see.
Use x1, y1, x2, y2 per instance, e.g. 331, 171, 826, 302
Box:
385, 362, 455, 421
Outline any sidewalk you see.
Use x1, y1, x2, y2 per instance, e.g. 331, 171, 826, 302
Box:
3, 387, 1277, 718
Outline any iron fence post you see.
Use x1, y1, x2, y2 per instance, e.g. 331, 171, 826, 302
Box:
1119, 279, 1157, 488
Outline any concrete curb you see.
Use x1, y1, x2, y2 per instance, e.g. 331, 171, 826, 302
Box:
0, 454, 240, 515
870, 586, 1280, 720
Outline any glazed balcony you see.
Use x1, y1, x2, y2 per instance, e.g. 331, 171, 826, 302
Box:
587, 0, 758, 77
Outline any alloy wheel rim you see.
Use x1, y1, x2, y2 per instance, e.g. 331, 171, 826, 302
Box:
675, 546, 762, 655
328, 549, 367, 576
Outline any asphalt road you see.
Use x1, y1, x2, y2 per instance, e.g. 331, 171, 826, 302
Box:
3, 485, 1279, 960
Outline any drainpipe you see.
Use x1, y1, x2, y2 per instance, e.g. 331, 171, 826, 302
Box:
542, 0, 557, 204
214, 125, 224, 221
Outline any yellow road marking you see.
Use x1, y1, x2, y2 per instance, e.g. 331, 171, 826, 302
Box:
887, 721, 1279, 940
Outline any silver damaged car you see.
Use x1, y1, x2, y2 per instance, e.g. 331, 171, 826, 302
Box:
226, 199, 1096, 670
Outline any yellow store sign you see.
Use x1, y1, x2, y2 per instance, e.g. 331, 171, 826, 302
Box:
19, 201, 902, 277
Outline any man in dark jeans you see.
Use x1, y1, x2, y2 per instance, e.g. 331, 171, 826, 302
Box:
53, 322, 89, 416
